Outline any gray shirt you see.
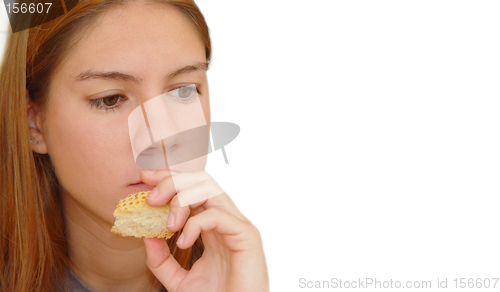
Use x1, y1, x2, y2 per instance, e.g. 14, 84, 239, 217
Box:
60, 268, 164, 292
62, 269, 94, 292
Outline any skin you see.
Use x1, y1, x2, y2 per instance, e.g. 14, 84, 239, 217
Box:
27, 2, 269, 292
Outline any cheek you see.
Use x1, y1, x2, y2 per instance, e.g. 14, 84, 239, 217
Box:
203, 98, 210, 125
44, 105, 133, 222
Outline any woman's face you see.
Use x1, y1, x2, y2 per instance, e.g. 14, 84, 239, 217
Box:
38, 3, 210, 225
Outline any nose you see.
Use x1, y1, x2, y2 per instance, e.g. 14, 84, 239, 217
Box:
128, 92, 209, 170
129, 92, 180, 170
142, 93, 181, 151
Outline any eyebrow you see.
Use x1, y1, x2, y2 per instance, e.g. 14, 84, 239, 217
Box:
75, 62, 209, 84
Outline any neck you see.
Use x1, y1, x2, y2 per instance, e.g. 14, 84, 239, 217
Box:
62, 191, 162, 292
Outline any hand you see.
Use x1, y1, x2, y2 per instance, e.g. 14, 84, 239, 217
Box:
140, 170, 270, 292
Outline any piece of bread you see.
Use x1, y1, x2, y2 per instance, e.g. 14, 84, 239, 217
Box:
111, 191, 175, 239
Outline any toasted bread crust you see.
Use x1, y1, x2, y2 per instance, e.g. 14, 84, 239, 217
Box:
111, 191, 175, 239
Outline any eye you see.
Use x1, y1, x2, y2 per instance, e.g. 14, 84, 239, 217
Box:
102, 95, 120, 106
178, 86, 194, 98
89, 94, 127, 112
167, 84, 200, 103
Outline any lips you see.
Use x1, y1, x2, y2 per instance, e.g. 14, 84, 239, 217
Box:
128, 182, 154, 192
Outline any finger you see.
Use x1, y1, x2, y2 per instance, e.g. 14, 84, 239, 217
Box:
165, 194, 191, 233
177, 178, 224, 208
140, 169, 179, 187
176, 181, 227, 213
170, 183, 249, 232
142, 172, 181, 207
142, 170, 206, 207
143, 170, 249, 225
161, 171, 242, 219
143, 171, 208, 234
143, 238, 187, 292
177, 207, 257, 252
165, 178, 226, 233
179, 185, 249, 223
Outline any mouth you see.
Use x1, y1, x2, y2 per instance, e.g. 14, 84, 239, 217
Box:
128, 182, 154, 192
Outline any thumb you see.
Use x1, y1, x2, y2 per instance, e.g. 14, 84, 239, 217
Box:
143, 237, 187, 291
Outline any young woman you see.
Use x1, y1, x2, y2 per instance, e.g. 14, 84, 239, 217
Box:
0, 1, 269, 291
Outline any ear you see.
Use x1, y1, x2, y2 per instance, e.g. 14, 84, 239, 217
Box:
26, 89, 48, 154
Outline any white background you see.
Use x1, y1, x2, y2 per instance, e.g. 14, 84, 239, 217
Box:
2, 1, 500, 291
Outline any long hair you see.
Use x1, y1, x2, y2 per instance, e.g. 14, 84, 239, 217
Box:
0, 1, 210, 291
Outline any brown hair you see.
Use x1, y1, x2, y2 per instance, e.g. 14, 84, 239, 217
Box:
0, 1, 210, 291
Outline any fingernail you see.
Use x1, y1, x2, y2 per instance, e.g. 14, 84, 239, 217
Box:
142, 170, 156, 175
166, 212, 175, 227
147, 188, 158, 200
177, 233, 184, 245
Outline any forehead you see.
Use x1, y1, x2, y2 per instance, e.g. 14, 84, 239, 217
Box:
59, 2, 205, 80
